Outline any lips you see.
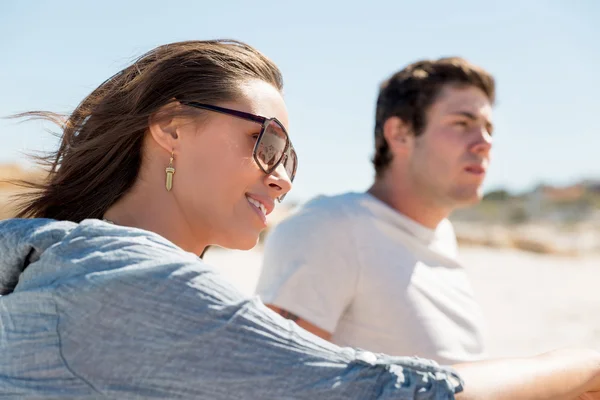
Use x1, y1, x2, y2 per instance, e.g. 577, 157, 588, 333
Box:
247, 196, 267, 215
465, 165, 486, 175
245, 194, 275, 226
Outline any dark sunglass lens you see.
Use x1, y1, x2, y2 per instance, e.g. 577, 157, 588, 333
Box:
256, 120, 287, 172
284, 149, 297, 182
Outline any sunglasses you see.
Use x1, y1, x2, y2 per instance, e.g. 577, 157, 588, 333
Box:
179, 101, 298, 201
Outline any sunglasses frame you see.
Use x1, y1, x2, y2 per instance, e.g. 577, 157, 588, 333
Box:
179, 100, 297, 201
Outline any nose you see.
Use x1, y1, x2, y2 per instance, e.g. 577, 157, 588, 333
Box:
264, 162, 293, 200
470, 128, 492, 157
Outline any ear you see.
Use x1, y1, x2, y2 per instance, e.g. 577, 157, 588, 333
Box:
147, 102, 181, 154
382, 116, 413, 156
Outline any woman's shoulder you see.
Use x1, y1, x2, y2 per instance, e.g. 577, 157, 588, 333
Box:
0, 217, 181, 253
3, 218, 208, 294
53, 219, 202, 275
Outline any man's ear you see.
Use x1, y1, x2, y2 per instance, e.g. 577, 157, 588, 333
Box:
382, 116, 413, 156
147, 102, 181, 154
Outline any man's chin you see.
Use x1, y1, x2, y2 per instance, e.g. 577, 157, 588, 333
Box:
451, 189, 484, 208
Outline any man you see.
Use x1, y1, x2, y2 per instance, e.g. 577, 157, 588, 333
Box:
256, 57, 494, 364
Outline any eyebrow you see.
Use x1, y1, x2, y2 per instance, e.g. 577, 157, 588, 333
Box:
450, 111, 494, 134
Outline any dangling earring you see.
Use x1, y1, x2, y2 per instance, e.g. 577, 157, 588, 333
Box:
165, 151, 175, 191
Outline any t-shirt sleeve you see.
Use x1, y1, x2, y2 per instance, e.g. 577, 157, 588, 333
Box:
56, 252, 462, 399
256, 203, 360, 333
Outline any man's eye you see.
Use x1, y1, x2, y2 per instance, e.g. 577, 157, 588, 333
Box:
454, 121, 468, 127
251, 133, 260, 140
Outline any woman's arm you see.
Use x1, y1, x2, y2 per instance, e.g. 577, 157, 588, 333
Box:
454, 348, 600, 400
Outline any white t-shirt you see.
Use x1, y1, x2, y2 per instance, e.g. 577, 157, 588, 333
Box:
256, 192, 486, 364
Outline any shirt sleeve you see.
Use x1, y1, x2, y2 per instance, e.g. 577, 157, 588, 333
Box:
256, 203, 360, 333
54, 245, 463, 400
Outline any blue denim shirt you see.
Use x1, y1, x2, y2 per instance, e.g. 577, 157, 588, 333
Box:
0, 218, 463, 399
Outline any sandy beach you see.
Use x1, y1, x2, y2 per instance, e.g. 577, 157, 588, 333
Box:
205, 246, 600, 359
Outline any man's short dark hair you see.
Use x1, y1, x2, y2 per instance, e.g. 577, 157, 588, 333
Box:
373, 57, 495, 177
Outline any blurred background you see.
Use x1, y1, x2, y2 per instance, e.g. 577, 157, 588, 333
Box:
1, 0, 598, 358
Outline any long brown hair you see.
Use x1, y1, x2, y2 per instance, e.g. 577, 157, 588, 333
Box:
11, 40, 283, 222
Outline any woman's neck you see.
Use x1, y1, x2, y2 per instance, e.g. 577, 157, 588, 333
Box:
103, 179, 208, 256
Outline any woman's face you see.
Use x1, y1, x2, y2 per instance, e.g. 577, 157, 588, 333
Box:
173, 79, 293, 250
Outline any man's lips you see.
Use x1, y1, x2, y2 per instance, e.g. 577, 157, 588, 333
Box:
465, 165, 486, 175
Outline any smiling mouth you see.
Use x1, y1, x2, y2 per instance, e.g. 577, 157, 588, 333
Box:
246, 196, 267, 225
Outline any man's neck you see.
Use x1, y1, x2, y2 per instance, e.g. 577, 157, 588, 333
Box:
368, 176, 451, 230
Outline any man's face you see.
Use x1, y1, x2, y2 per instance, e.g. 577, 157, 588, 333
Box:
407, 84, 493, 209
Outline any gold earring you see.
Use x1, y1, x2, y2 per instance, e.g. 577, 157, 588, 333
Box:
165, 151, 175, 191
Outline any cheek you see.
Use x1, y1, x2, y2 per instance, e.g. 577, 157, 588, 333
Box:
177, 142, 262, 208
411, 137, 462, 187
426, 131, 465, 165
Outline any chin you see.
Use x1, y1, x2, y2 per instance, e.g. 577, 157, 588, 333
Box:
461, 196, 482, 206
452, 187, 484, 207
235, 236, 260, 251
217, 229, 261, 251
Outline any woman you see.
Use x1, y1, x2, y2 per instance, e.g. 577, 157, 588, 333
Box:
0, 39, 599, 399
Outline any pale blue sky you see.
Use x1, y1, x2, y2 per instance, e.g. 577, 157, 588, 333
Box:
1, 0, 598, 203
